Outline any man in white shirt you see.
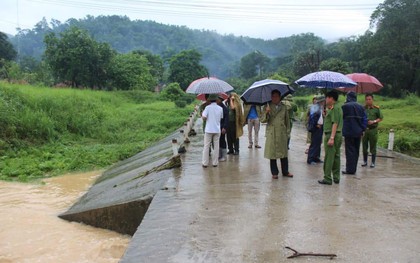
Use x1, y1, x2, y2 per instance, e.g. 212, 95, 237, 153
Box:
202, 93, 224, 167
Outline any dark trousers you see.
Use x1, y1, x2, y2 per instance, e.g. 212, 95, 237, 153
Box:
270, 158, 289, 176
344, 136, 361, 173
307, 126, 323, 163
227, 121, 239, 152
219, 133, 227, 149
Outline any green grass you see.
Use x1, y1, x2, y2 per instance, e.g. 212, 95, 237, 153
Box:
375, 95, 420, 157
0, 82, 194, 182
293, 93, 420, 158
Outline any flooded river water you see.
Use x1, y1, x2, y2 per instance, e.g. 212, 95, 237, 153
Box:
0, 171, 130, 263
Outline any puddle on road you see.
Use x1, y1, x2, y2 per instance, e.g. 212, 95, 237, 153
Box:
0, 171, 130, 263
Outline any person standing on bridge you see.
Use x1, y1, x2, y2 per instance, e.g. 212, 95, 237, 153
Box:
318, 91, 343, 185
217, 95, 229, 162
362, 94, 383, 168
261, 90, 293, 179
243, 102, 262, 149
341, 91, 367, 175
202, 93, 223, 168
226, 93, 244, 155
307, 95, 325, 165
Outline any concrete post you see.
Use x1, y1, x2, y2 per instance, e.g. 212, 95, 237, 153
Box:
388, 129, 394, 151
172, 139, 179, 156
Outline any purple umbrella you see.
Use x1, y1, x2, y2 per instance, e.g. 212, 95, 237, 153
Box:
295, 71, 357, 89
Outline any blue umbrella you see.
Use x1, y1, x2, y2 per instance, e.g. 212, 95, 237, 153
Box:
241, 79, 295, 105
295, 71, 357, 89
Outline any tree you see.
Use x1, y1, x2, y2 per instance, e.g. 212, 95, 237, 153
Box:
108, 53, 155, 91
132, 50, 164, 83
168, 49, 208, 90
319, 58, 351, 74
288, 33, 326, 77
44, 26, 114, 88
368, 0, 420, 95
0, 32, 17, 61
239, 50, 270, 79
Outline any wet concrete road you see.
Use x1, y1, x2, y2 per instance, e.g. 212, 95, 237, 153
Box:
121, 120, 420, 262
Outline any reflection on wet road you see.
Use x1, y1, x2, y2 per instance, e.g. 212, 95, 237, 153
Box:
122, 121, 420, 262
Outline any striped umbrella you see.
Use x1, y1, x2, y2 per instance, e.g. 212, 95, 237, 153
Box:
295, 71, 357, 89
196, 92, 228, 101
186, 77, 234, 94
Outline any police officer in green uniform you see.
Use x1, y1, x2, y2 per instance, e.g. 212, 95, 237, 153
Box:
362, 94, 383, 168
318, 91, 343, 185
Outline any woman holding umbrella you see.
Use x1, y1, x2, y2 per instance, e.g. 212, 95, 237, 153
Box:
261, 90, 293, 179
226, 92, 244, 155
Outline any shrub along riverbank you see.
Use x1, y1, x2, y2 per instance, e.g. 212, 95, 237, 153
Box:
294, 93, 420, 159
0, 82, 194, 182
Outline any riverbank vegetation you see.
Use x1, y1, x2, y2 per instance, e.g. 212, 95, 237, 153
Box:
0, 82, 194, 182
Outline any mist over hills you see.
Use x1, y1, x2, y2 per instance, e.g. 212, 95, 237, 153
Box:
10, 15, 309, 79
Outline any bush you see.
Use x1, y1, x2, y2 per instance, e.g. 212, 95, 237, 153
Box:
175, 99, 187, 108
160, 82, 185, 101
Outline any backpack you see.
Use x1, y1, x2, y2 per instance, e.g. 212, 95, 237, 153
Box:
306, 111, 321, 133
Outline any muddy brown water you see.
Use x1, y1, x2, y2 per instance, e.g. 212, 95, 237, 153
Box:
0, 171, 130, 263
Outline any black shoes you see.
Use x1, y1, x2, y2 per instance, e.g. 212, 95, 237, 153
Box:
318, 179, 332, 185
342, 170, 355, 175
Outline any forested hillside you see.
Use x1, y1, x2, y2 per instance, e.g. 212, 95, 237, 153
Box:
10, 15, 293, 79
2, 0, 420, 96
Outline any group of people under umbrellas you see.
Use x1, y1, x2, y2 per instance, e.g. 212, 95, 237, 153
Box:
188, 71, 383, 185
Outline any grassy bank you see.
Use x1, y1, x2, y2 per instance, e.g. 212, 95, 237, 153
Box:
0, 82, 194, 182
294, 93, 420, 158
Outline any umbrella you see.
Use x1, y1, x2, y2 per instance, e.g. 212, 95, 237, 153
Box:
196, 92, 228, 101
337, 73, 383, 93
295, 71, 357, 89
186, 77, 234, 94
240, 79, 295, 105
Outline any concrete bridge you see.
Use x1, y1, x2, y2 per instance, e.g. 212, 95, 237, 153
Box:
60, 116, 420, 262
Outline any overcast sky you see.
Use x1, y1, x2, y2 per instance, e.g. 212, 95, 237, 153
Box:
1, 0, 384, 40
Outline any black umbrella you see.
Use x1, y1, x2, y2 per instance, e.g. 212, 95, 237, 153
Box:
240, 79, 294, 105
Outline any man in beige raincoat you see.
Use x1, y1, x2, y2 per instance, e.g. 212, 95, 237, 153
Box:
261, 90, 293, 179
226, 92, 245, 155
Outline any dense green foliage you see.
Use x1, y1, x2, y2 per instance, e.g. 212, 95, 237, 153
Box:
239, 51, 271, 79
160, 82, 195, 107
9, 15, 293, 80
168, 49, 209, 90
108, 53, 155, 91
44, 27, 115, 88
7, 1, 420, 96
0, 82, 194, 182
0, 32, 17, 61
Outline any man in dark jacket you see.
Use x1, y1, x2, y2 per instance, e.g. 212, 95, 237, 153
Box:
217, 95, 229, 161
341, 92, 367, 174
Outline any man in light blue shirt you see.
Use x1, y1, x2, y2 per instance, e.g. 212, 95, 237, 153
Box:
243, 103, 262, 148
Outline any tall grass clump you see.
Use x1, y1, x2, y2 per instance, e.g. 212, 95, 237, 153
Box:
0, 82, 194, 181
